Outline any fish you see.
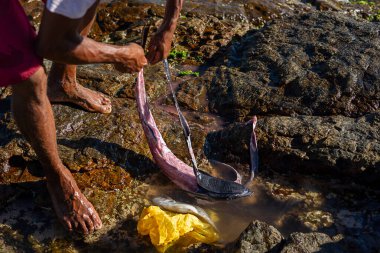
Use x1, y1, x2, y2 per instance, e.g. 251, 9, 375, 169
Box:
136, 69, 198, 192
152, 196, 217, 231
135, 69, 258, 198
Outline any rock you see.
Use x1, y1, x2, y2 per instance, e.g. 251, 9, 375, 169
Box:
311, 0, 343, 11
280, 232, 380, 253
229, 220, 284, 253
176, 77, 210, 112
280, 232, 343, 253
96, 1, 151, 33
183, 0, 312, 23
0, 63, 208, 252
339, 233, 380, 253
3, 2, 380, 253
196, 11, 380, 121
206, 114, 380, 185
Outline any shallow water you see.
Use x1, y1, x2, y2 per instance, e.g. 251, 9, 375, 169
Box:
147, 168, 380, 247
147, 174, 312, 244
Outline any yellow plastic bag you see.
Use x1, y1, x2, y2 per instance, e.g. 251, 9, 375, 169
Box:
137, 206, 219, 253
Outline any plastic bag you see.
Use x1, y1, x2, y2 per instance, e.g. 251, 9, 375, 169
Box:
137, 206, 219, 253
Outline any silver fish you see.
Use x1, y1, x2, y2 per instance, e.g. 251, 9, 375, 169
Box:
152, 196, 217, 231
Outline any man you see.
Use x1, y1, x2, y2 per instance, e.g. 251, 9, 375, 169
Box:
0, 0, 183, 234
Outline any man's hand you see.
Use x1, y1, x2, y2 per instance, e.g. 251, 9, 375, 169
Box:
146, 30, 174, 65
114, 43, 148, 73
146, 0, 183, 65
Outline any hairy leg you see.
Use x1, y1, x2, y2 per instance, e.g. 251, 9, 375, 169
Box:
12, 67, 102, 234
47, 2, 112, 114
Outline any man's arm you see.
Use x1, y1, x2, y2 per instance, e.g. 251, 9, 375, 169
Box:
147, 0, 184, 64
37, 8, 147, 72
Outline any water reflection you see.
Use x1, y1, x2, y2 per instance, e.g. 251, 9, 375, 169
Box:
147, 176, 308, 244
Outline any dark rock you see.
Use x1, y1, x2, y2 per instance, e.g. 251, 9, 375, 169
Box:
338, 233, 380, 253
199, 11, 380, 121
176, 76, 210, 112
279, 232, 380, 253
96, 2, 151, 33
206, 114, 380, 185
280, 232, 343, 253
229, 220, 284, 253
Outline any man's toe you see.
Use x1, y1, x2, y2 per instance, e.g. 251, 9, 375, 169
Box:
63, 217, 73, 231
101, 104, 112, 114
78, 220, 89, 235
91, 214, 102, 230
101, 96, 111, 104
83, 215, 94, 234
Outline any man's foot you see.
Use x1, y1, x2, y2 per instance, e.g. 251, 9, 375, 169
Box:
47, 168, 102, 234
48, 79, 112, 114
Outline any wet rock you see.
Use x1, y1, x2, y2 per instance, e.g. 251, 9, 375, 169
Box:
280, 232, 343, 253
206, 114, 380, 185
96, 2, 151, 33
173, 14, 256, 65
288, 232, 380, 253
20, 0, 44, 29
176, 77, 210, 112
4, 1, 380, 252
229, 220, 284, 253
183, 0, 312, 24
0, 63, 208, 252
197, 11, 380, 121
310, 0, 343, 11
339, 232, 380, 253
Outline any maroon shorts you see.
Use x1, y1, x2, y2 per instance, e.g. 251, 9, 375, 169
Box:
0, 0, 43, 87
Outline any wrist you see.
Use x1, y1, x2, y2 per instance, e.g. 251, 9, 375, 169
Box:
114, 45, 128, 64
162, 15, 180, 32
157, 24, 176, 38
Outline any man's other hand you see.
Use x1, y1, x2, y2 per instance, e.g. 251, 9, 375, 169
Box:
114, 43, 147, 73
146, 30, 174, 65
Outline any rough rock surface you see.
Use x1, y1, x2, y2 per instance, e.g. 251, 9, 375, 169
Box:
2, 1, 380, 253
231, 226, 380, 253
0, 63, 209, 252
179, 11, 380, 120
231, 220, 284, 253
280, 232, 342, 253
206, 114, 380, 185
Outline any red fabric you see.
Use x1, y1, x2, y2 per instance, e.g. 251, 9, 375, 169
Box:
0, 0, 43, 87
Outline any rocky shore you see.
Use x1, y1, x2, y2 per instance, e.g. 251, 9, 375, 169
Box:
1, 0, 379, 252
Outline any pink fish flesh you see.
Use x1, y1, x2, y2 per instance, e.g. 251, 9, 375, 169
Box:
135, 69, 258, 195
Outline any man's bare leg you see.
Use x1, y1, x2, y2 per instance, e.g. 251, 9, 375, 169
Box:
12, 67, 102, 234
47, 2, 112, 114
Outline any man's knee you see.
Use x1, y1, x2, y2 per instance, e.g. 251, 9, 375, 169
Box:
12, 67, 47, 100
12, 66, 48, 109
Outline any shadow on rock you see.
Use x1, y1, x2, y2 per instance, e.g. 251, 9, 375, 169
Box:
0, 96, 23, 148
58, 137, 158, 178
0, 181, 69, 252
81, 217, 155, 253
